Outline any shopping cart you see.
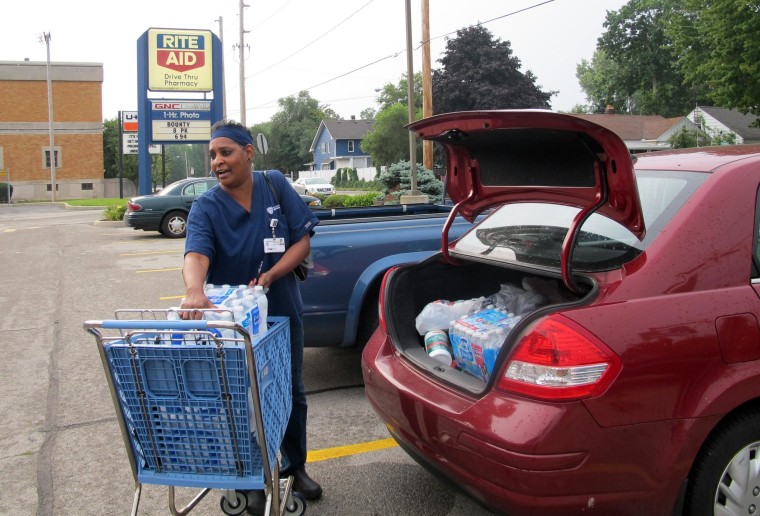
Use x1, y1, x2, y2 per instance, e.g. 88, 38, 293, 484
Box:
84, 310, 306, 516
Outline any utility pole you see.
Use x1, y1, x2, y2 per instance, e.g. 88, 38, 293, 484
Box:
405, 0, 417, 194
421, 0, 433, 170
42, 32, 57, 202
215, 16, 227, 120
237, 1, 249, 126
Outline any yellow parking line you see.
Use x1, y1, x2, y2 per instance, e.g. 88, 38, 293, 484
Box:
306, 437, 398, 463
136, 267, 183, 273
3, 229, 16, 233
160, 294, 185, 300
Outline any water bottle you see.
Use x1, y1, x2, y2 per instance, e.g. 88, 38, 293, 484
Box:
253, 285, 268, 336
167, 308, 184, 345
237, 295, 260, 339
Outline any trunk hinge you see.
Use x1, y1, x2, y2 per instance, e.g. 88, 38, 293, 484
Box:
560, 156, 609, 293
441, 164, 477, 265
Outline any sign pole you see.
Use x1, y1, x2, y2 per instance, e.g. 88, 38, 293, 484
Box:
6, 168, 10, 204
118, 110, 124, 198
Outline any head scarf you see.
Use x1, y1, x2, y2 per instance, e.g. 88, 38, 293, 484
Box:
210, 125, 253, 147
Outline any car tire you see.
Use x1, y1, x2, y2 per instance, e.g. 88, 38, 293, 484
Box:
683, 409, 760, 515
161, 211, 188, 238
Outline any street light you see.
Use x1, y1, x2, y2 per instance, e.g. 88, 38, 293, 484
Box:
176, 151, 189, 179
40, 32, 56, 201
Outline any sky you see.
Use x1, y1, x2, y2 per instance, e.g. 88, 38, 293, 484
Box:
2, 0, 629, 125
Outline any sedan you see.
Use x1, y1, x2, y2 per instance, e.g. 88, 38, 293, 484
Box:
292, 177, 335, 196
125, 177, 215, 238
125, 177, 320, 238
362, 110, 760, 515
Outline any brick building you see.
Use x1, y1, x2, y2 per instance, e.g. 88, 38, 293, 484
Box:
0, 60, 115, 201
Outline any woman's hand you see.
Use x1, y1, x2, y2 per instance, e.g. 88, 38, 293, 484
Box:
179, 287, 216, 319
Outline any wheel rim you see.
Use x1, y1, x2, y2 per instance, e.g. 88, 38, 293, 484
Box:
167, 215, 185, 235
714, 441, 760, 515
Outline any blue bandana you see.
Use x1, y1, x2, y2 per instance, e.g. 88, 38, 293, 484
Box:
211, 125, 253, 147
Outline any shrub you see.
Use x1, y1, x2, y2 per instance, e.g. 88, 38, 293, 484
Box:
103, 204, 127, 221
322, 192, 381, 208
379, 161, 443, 203
0, 182, 13, 203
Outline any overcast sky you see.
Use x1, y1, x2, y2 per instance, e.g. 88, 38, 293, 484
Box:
3, 0, 628, 124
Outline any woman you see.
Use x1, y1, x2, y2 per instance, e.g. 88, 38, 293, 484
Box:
181, 120, 322, 508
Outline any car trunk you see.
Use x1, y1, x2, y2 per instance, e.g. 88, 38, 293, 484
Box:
383, 255, 592, 394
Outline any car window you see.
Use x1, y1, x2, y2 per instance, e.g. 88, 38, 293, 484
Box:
182, 181, 212, 196
452, 170, 708, 272
752, 185, 760, 279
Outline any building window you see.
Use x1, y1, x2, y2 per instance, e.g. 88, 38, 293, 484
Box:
327, 142, 331, 153
348, 140, 355, 152
43, 148, 61, 168
81, 183, 93, 191
46, 184, 59, 192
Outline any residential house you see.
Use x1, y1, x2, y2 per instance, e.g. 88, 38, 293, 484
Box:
687, 106, 760, 145
309, 118, 374, 171
570, 112, 700, 153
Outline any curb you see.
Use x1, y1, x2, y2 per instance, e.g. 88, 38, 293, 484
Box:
93, 220, 127, 227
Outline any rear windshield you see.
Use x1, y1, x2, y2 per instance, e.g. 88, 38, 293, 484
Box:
452, 170, 707, 271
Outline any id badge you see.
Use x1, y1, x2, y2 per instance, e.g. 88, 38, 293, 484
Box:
264, 237, 285, 253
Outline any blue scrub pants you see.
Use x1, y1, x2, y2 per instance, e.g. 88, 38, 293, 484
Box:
280, 319, 307, 474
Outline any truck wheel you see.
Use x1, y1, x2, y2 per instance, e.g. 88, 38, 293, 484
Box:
161, 211, 187, 238
683, 409, 760, 515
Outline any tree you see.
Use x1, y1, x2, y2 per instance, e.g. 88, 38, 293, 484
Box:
667, 0, 760, 125
378, 161, 443, 203
359, 107, 376, 120
103, 117, 137, 184
432, 25, 554, 114
376, 73, 422, 112
361, 103, 422, 166
596, 0, 705, 116
362, 73, 426, 167
267, 91, 338, 173
576, 49, 630, 113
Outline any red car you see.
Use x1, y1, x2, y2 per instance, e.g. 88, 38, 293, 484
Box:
362, 110, 760, 515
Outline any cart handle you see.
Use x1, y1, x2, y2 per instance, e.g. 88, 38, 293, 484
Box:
99, 320, 215, 330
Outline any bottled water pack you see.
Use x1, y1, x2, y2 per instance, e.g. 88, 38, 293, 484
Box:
203, 283, 263, 340
448, 306, 521, 382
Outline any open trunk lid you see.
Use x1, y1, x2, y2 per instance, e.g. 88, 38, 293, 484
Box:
408, 110, 646, 292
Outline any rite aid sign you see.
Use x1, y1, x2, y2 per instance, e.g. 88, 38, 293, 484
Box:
147, 28, 213, 92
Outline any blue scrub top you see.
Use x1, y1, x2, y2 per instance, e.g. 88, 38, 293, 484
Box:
185, 170, 320, 322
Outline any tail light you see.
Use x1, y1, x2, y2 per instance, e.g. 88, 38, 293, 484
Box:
378, 266, 402, 334
127, 200, 142, 212
497, 315, 621, 401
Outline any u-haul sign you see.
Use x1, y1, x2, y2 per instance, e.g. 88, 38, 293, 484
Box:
148, 28, 213, 92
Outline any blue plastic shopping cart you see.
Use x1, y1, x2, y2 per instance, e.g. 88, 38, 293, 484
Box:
84, 312, 306, 516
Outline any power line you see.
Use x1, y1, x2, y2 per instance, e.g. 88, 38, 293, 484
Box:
243, 0, 555, 117
247, 0, 375, 79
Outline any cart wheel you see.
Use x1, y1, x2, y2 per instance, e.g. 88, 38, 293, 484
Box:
285, 492, 307, 515
219, 490, 248, 516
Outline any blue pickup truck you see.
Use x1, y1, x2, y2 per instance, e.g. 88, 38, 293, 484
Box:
301, 202, 476, 347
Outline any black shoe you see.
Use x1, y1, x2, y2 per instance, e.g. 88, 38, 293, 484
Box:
244, 489, 266, 515
291, 467, 322, 501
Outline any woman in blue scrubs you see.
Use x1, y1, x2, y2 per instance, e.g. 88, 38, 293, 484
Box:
181, 120, 322, 508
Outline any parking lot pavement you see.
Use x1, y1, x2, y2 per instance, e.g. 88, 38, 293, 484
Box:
0, 204, 494, 516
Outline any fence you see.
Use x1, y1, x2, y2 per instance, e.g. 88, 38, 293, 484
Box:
295, 167, 382, 183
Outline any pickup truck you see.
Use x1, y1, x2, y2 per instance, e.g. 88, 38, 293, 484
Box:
300, 202, 476, 347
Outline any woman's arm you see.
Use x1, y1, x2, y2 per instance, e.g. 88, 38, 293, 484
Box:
180, 251, 216, 318
252, 234, 310, 289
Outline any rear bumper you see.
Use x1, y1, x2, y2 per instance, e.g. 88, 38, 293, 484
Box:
361, 330, 687, 515
124, 212, 161, 231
